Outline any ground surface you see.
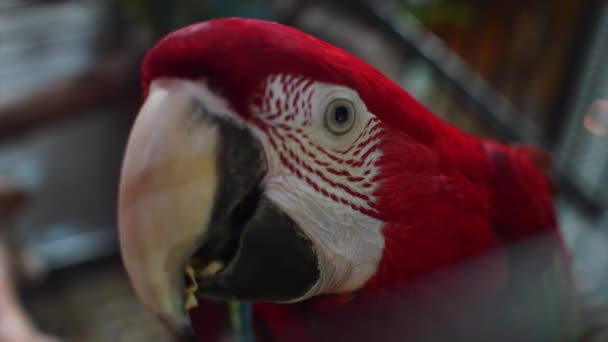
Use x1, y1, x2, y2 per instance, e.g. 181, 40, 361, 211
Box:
23, 257, 172, 342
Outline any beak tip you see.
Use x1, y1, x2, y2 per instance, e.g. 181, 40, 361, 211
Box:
157, 312, 195, 341
172, 326, 197, 342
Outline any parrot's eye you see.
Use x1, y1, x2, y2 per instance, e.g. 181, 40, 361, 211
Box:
325, 99, 356, 135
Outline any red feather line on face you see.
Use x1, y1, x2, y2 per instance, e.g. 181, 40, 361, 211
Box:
245, 71, 384, 217
269, 125, 380, 218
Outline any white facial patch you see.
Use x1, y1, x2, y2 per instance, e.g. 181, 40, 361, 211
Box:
249, 74, 386, 296
264, 176, 384, 295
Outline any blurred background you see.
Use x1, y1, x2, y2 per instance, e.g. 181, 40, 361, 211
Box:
0, 0, 606, 341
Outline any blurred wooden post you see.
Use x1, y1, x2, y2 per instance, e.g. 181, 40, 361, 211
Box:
0, 48, 144, 143
0, 178, 27, 218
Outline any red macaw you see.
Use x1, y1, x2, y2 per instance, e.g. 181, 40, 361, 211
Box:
118, 18, 580, 341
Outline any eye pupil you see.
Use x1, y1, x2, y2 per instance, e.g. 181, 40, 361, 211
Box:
325, 99, 356, 135
334, 105, 350, 124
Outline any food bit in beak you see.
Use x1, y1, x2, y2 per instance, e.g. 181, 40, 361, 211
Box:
185, 266, 199, 311
199, 260, 225, 278
183, 259, 226, 311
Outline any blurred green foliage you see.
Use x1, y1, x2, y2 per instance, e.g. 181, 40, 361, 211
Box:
125, 0, 273, 38
403, 0, 478, 28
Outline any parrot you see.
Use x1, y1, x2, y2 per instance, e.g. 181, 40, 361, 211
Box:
118, 17, 581, 342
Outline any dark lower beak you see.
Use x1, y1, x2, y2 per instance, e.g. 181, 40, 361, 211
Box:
192, 108, 320, 302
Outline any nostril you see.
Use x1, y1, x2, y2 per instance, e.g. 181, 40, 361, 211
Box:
190, 96, 210, 120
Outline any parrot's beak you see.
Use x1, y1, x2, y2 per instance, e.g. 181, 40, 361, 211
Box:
118, 79, 319, 336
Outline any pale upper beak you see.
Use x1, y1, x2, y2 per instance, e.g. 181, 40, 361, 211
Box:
118, 80, 222, 332
118, 79, 319, 339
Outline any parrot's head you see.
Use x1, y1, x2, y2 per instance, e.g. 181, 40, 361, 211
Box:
118, 17, 505, 338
